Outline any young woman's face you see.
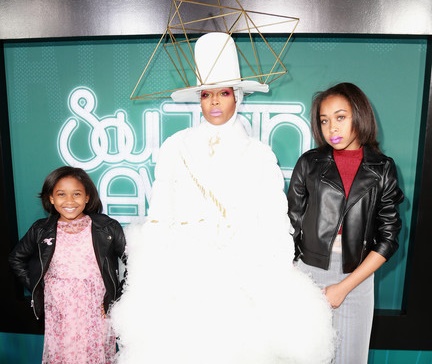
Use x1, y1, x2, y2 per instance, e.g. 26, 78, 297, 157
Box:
49, 176, 89, 222
319, 95, 361, 150
200, 87, 236, 125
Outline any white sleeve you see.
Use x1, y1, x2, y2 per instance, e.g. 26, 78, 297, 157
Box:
254, 142, 296, 263
146, 131, 185, 222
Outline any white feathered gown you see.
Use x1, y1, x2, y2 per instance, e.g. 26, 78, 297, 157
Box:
110, 117, 336, 364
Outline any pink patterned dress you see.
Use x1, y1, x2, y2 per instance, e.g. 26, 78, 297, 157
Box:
42, 215, 116, 364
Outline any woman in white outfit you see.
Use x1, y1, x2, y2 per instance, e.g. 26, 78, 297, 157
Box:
111, 32, 335, 364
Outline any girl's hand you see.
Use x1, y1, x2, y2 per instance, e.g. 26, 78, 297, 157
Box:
324, 251, 387, 309
323, 283, 349, 309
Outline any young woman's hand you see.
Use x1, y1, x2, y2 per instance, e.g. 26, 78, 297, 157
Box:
324, 251, 387, 309
323, 283, 350, 308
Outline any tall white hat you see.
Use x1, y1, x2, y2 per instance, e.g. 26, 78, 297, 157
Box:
171, 32, 269, 102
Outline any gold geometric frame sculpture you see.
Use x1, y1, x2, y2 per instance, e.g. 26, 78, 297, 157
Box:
130, 0, 299, 100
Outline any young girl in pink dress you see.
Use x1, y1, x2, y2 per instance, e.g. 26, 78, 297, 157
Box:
9, 166, 126, 364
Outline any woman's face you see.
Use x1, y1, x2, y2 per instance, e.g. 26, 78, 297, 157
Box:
200, 87, 236, 125
319, 95, 361, 150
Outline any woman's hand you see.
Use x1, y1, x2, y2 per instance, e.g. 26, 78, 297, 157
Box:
324, 251, 387, 309
323, 283, 350, 308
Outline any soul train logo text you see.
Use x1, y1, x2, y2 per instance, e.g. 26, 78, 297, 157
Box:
58, 87, 311, 224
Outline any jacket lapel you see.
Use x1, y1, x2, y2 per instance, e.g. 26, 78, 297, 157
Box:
317, 147, 345, 194
317, 145, 382, 209
346, 146, 382, 209
346, 165, 379, 208
38, 217, 58, 266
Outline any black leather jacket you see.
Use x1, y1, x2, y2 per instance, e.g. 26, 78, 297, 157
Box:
287, 145, 404, 273
9, 213, 126, 320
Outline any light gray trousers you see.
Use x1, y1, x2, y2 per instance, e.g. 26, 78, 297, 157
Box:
297, 252, 374, 364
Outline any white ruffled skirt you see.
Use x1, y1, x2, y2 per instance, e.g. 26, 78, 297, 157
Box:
110, 220, 336, 364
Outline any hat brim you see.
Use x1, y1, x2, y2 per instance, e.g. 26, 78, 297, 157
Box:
170, 80, 269, 102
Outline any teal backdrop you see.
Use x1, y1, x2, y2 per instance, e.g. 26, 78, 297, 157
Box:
2, 35, 429, 362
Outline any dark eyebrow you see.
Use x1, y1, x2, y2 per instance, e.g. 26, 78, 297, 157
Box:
320, 109, 348, 117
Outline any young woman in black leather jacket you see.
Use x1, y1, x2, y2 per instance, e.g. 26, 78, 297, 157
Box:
287, 82, 404, 364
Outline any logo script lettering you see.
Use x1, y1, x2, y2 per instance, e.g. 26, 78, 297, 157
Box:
58, 87, 311, 224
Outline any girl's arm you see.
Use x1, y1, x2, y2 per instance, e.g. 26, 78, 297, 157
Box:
324, 251, 385, 308
8, 224, 39, 290
372, 158, 404, 259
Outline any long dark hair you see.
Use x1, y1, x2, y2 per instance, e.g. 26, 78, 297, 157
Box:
39, 166, 103, 215
310, 82, 380, 151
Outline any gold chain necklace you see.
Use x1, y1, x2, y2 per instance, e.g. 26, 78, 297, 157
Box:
208, 135, 221, 156
182, 157, 226, 218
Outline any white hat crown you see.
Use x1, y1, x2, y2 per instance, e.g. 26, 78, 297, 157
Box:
171, 32, 268, 102
195, 32, 240, 86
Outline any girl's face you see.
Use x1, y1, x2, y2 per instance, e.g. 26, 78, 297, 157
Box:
200, 87, 236, 125
49, 176, 89, 222
319, 95, 361, 150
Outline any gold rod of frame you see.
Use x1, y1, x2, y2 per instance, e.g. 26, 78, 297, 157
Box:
242, 11, 299, 84
169, 0, 195, 66
130, 0, 299, 100
169, 10, 243, 29
263, 21, 299, 84
164, 35, 190, 86
172, 1, 300, 22
129, 31, 168, 100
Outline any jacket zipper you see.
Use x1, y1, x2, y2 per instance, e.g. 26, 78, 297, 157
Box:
321, 178, 346, 255
358, 187, 377, 265
105, 258, 117, 301
31, 244, 45, 320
